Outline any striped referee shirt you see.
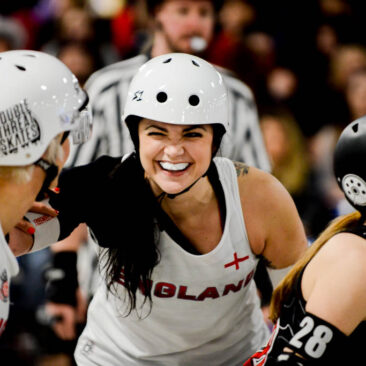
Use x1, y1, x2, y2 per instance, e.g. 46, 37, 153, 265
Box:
67, 54, 271, 172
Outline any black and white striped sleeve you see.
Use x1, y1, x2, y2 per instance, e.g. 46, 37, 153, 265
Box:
220, 73, 271, 172
65, 56, 146, 168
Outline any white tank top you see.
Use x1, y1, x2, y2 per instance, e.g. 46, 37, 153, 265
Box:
0, 223, 19, 336
75, 157, 269, 365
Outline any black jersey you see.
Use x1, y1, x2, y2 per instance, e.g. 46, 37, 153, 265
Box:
245, 227, 366, 365
274, 269, 365, 364
49, 155, 125, 245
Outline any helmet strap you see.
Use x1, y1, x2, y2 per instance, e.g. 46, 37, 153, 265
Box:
34, 158, 59, 201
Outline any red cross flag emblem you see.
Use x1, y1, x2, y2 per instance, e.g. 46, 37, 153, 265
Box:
224, 252, 249, 270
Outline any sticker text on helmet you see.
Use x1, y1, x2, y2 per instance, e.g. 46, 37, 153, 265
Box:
0, 99, 41, 157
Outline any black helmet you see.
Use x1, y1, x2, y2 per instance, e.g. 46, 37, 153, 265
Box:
146, 0, 225, 14
334, 116, 366, 214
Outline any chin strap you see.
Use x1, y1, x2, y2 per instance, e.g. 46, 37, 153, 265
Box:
34, 158, 59, 201
162, 161, 215, 200
166, 176, 203, 199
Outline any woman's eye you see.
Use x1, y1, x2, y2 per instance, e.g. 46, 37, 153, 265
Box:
148, 132, 165, 136
185, 132, 202, 138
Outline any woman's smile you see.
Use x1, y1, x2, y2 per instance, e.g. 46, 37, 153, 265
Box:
158, 161, 191, 173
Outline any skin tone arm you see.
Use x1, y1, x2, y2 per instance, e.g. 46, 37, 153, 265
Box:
302, 232, 366, 335
235, 162, 308, 269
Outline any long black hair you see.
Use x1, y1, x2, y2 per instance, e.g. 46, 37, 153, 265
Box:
100, 153, 160, 315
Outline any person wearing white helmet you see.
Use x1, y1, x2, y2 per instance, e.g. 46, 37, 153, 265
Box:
44, 0, 273, 344
0, 49, 92, 336
245, 116, 366, 365
12, 53, 306, 365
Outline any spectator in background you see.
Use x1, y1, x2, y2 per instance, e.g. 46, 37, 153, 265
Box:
261, 109, 308, 197
109, 0, 150, 60
244, 31, 277, 95
207, 0, 258, 87
345, 68, 366, 120
0, 16, 27, 51
329, 44, 366, 96
41, 4, 119, 66
208, 0, 278, 100
57, 41, 103, 86
257, 66, 304, 131
317, 0, 356, 44
260, 108, 334, 240
34, 0, 86, 49
308, 44, 366, 220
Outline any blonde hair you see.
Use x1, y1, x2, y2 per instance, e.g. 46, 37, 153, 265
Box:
0, 136, 64, 184
261, 110, 309, 196
269, 210, 361, 323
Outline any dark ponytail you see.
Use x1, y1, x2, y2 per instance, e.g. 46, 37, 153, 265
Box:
100, 153, 160, 315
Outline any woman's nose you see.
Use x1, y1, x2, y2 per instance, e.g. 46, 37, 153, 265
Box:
164, 143, 184, 157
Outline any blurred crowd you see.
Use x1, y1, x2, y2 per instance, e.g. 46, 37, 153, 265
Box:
1, 0, 366, 365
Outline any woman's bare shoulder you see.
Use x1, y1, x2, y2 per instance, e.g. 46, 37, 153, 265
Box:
324, 232, 366, 270
234, 162, 291, 206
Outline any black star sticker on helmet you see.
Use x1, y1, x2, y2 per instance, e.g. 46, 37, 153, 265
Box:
132, 90, 143, 101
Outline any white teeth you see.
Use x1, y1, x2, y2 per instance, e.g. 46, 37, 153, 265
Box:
160, 162, 189, 171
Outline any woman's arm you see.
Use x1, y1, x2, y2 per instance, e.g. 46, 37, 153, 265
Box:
237, 164, 308, 269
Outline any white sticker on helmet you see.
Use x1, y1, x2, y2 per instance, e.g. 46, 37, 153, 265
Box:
342, 174, 366, 206
0, 99, 40, 157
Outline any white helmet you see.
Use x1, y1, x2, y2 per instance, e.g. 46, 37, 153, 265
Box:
0, 50, 92, 166
123, 53, 229, 131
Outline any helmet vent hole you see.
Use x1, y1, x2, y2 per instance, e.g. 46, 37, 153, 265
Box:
352, 123, 359, 133
24, 54, 36, 57
192, 60, 200, 67
157, 92, 168, 103
189, 95, 200, 106
15, 65, 26, 71
163, 58, 172, 64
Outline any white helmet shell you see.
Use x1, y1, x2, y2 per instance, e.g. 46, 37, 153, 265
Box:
123, 53, 229, 131
0, 50, 91, 166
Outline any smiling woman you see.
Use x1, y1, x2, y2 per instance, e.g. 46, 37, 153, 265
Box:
13, 52, 307, 365
138, 120, 214, 197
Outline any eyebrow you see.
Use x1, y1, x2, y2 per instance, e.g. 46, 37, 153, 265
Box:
145, 124, 207, 132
